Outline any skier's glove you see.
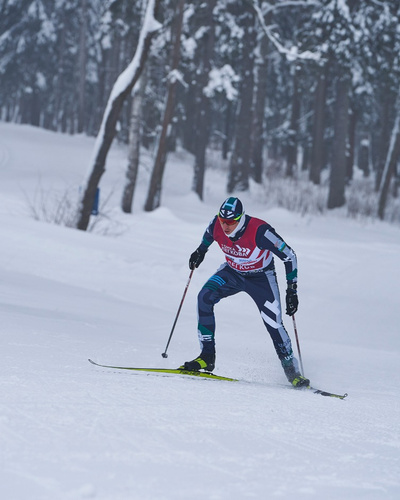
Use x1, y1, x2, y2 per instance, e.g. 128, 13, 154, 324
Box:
285, 283, 298, 316
189, 248, 206, 270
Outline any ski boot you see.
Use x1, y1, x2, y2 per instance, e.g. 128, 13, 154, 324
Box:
283, 361, 310, 388
290, 374, 310, 388
180, 350, 215, 372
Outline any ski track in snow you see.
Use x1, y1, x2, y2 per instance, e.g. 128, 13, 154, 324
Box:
0, 122, 399, 500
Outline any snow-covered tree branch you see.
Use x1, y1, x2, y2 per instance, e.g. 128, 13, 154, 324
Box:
76, 0, 162, 230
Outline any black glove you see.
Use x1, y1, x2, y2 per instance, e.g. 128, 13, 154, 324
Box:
285, 283, 298, 316
189, 248, 206, 270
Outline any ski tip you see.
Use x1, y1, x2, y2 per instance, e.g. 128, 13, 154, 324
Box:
308, 385, 348, 399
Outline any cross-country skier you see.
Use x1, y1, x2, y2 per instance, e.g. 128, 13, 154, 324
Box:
180, 197, 310, 388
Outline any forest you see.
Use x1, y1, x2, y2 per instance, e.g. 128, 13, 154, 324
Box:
1, 0, 399, 230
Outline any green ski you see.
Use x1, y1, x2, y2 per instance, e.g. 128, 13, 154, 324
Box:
309, 387, 348, 399
88, 359, 347, 398
88, 359, 238, 381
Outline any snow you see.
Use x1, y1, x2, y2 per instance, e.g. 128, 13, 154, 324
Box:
204, 65, 239, 100
0, 121, 399, 500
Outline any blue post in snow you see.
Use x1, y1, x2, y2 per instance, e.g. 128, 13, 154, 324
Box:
91, 188, 100, 215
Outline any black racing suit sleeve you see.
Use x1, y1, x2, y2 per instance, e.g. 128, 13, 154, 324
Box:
197, 215, 217, 254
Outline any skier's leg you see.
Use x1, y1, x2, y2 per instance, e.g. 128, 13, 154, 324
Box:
183, 266, 244, 371
244, 270, 305, 383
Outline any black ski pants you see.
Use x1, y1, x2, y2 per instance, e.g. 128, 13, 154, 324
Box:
197, 264, 297, 366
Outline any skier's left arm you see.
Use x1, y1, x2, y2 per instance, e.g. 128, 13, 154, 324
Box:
256, 225, 299, 315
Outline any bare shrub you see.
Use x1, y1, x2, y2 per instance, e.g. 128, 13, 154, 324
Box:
23, 180, 126, 235
262, 165, 328, 216
23, 180, 79, 227
346, 176, 378, 219
260, 163, 400, 225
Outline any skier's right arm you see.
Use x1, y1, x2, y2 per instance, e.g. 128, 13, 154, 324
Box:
189, 216, 216, 269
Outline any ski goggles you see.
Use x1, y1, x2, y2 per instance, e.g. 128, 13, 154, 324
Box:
218, 215, 242, 226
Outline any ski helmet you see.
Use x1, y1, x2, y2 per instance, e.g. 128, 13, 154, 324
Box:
218, 197, 244, 221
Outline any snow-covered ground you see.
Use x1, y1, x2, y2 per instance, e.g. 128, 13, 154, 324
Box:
0, 122, 399, 500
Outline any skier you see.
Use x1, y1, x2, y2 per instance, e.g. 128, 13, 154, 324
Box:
181, 197, 310, 388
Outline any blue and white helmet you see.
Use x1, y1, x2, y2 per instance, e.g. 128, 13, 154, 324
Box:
219, 197, 244, 221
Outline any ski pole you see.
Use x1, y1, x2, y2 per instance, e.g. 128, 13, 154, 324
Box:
161, 268, 194, 358
292, 314, 305, 376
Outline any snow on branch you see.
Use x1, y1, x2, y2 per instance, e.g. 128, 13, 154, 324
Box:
251, 0, 322, 63
261, 0, 321, 16
167, 69, 188, 88
99, 1, 161, 128
77, 0, 162, 230
204, 65, 239, 101
87, 0, 161, 171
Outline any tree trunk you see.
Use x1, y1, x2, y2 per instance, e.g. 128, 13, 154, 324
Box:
53, 14, 67, 132
121, 75, 146, 213
346, 106, 357, 182
375, 82, 394, 191
251, 31, 269, 184
327, 75, 350, 209
228, 9, 256, 193
309, 69, 327, 185
358, 136, 370, 177
144, 0, 185, 212
222, 100, 232, 160
77, 0, 88, 134
378, 110, 400, 219
192, 0, 217, 200
76, 0, 161, 231
286, 65, 301, 177
30, 88, 41, 126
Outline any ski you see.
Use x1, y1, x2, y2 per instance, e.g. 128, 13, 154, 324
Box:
308, 386, 348, 399
88, 359, 347, 398
88, 359, 238, 381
